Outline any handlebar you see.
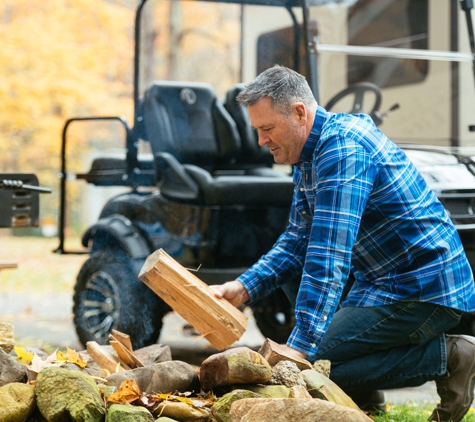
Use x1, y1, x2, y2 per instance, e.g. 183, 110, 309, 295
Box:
0, 179, 52, 194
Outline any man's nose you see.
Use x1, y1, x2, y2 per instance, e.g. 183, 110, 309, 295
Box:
257, 132, 268, 147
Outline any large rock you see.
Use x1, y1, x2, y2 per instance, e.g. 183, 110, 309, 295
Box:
35, 366, 106, 421
0, 349, 27, 387
106, 361, 199, 394
0, 322, 14, 353
200, 347, 272, 391
229, 398, 373, 422
0, 382, 36, 422
301, 369, 360, 410
232, 384, 291, 398
106, 404, 154, 422
134, 344, 171, 366
212, 389, 262, 422
151, 401, 210, 421
269, 360, 306, 388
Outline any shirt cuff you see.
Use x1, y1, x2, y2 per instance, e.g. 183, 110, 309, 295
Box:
286, 325, 323, 362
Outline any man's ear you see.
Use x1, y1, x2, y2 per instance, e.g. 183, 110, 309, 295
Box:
293, 102, 307, 125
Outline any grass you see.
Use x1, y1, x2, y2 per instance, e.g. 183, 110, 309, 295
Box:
372, 404, 475, 421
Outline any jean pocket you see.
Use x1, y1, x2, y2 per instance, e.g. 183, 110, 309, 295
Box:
441, 305, 463, 322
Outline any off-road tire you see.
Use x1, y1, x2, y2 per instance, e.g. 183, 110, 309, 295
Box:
251, 288, 295, 344
73, 249, 168, 349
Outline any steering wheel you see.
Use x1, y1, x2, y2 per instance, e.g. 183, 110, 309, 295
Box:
324, 82, 382, 126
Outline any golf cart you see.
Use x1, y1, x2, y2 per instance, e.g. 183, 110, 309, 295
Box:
56, 0, 475, 348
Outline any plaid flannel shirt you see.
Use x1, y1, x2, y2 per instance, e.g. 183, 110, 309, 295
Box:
237, 106, 475, 360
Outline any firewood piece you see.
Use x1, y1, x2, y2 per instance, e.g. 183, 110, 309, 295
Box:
139, 249, 248, 350
258, 338, 312, 370
111, 329, 133, 352
109, 341, 133, 370
109, 336, 144, 368
86, 341, 125, 374
0, 261, 18, 270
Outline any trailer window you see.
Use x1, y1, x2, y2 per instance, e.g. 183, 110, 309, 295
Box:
348, 0, 428, 88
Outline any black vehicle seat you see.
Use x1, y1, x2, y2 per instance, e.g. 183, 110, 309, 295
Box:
224, 84, 287, 178
142, 81, 294, 206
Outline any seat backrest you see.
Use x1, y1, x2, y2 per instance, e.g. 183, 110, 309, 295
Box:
143, 81, 241, 169
224, 84, 273, 166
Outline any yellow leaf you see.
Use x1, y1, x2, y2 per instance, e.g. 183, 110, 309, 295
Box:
13, 346, 34, 365
108, 379, 141, 404
54, 347, 87, 368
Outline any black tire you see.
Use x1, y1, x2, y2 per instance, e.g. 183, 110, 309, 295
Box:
73, 250, 168, 349
251, 288, 295, 344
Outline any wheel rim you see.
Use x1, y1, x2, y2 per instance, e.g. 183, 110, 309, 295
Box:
77, 270, 121, 343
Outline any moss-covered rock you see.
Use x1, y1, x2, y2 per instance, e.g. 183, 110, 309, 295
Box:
301, 369, 360, 410
212, 389, 262, 422
0, 382, 36, 422
35, 366, 106, 421
200, 347, 271, 391
106, 404, 154, 422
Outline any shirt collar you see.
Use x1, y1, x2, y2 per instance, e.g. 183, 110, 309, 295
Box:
300, 105, 328, 163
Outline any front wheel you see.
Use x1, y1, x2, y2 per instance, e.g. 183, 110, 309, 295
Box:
73, 250, 168, 349
251, 288, 295, 344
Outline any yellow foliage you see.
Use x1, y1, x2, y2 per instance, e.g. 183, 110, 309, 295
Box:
108, 379, 141, 404
13, 345, 34, 365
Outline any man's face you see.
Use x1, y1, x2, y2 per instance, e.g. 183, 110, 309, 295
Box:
248, 97, 308, 165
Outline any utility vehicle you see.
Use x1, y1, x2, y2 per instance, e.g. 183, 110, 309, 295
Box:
56, 0, 475, 348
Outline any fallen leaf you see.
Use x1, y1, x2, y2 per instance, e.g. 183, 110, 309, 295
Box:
13, 346, 34, 365
108, 379, 141, 404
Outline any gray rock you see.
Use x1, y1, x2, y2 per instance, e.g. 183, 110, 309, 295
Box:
107, 404, 154, 422
35, 366, 106, 421
0, 322, 14, 353
313, 359, 331, 377
134, 344, 172, 366
229, 398, 373, 422
106, 360, 199, 394
232, 384, 291, 398
269, 360, 306, 388
0, 348, 27, 387
200, 347, 272, 392
212, 389, 261, 422
0, 382, 36, 422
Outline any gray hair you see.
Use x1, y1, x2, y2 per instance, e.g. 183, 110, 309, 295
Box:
237, 65, 317, 115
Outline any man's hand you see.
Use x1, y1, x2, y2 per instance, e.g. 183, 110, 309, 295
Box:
210, 280, 250, 307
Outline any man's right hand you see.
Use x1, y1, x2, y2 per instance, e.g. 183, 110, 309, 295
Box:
210, 280, 250, 308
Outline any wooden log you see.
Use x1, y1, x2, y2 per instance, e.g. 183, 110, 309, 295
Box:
109, 336, 144, 369
86, 341, 125, 374
111, 329, 133, 352
139, 248, 248, 350
258, 338, 312, 370
0, 261, 18, 270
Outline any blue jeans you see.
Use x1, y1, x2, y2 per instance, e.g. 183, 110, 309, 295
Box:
281, 284, 462, 390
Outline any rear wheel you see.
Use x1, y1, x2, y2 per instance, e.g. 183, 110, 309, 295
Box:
251, 288, 295, 344
73, 250, 168, 349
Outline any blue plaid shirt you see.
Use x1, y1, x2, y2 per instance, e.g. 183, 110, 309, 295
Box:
238, 106, 475, 360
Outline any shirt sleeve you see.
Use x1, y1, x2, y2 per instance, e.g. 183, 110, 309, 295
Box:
237, 167, 312, 304
287, 138, 376, 360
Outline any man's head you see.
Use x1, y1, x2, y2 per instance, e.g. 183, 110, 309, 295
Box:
237, 65, 317, 165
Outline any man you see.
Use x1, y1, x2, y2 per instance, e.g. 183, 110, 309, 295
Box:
211, 65, 475, 422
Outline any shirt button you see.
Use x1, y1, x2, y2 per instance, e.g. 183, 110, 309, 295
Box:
300, 188, 304, 191
302, 211, 307, 214
323, 316, 327, 321
311, 343, 316, 348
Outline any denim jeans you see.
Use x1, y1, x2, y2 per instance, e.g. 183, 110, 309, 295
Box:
281, 283, 462, 390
